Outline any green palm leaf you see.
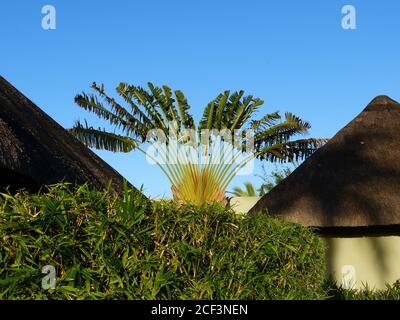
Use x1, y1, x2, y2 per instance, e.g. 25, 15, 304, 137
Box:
70, 122, 138, 153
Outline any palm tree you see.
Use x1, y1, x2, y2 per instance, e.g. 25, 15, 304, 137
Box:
70, 82, 325, 205
230, 182, 258, 197
230, 163, 296, 197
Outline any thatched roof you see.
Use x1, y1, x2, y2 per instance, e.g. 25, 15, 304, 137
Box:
0, 76, 139, 194
249, 95, 400, 229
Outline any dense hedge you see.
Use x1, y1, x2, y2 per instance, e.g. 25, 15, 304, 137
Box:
0, 184, 328, 299
327, 281, 400, 300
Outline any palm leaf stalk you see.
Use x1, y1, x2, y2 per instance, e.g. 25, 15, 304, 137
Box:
70, 82, 326, 206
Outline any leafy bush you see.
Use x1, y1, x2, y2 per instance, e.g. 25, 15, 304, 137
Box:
0, 183, 327, 300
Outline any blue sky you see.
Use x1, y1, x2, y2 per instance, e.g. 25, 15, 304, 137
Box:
1, 0, 400, 198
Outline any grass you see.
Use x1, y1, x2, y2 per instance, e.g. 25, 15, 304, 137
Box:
0, 183, 327, 300
327, 280, 400, 300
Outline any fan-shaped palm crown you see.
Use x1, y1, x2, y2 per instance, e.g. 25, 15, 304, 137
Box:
71, 82, 325, 205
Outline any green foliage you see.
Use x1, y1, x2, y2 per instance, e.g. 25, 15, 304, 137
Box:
230, 182, 258, 197
70, 82, 326, 205
72, 82, 324, 162
257, 163, 296, 196
229, 163, 296, 197
0, 184, 327, 300
327, 281, 400, 300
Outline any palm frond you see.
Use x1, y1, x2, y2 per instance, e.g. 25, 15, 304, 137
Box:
74, 92, 125, 128
254, 112, 312, 149
256, 138, 327, 162
215, 91, 230, 129
229, 182, 257, 197
245, 182, 257, 196
70, 121, 138, 153
127, 84, 168, 132
90, 82, 149, 140
199, 101, 216, 131
199, 91, 263, 131
230, 97, 263, 130
175, 90, 195, 129
250, 112, 281, 131
116, 82, 155, 127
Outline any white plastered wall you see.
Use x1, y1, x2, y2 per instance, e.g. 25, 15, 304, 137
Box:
326, 236, 400, 290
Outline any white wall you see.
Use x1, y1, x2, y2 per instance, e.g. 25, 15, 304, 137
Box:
326, 236, 400, 290
230, 197, 260, 214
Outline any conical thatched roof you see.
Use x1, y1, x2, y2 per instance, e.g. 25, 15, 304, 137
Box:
0, 76, 139, 194
249, 96, 400, 230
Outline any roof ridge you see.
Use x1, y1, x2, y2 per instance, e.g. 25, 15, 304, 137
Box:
364, 95, 400, 112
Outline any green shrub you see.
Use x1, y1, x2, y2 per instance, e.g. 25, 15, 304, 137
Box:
0, 183, 327, 300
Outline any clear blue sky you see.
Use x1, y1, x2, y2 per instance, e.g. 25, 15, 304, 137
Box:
1, 1, 399, 198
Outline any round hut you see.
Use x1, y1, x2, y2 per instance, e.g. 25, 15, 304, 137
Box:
0, 76, 140, 195
250, 95, 400, 289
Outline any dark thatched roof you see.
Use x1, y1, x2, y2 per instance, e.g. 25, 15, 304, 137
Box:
249, 95, 400, 229
0, 76, 139, 195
